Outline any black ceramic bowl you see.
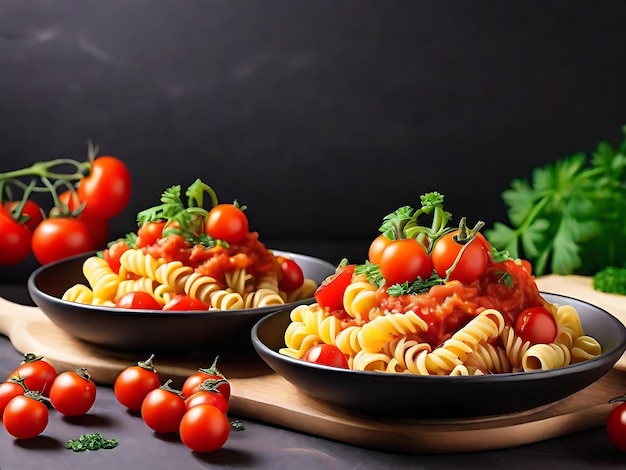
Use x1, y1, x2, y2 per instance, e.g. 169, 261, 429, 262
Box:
251, 293, 626, 419
28, 250, 336, 354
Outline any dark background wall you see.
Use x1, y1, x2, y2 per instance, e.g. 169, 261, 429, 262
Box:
1, 0, 625, 267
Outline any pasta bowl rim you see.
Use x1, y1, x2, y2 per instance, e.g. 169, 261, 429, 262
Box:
250, 292, 626, 418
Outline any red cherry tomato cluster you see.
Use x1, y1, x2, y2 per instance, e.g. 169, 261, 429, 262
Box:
0, 148, 132, 267
114, 355, 236, 453
1, 353, 97, 439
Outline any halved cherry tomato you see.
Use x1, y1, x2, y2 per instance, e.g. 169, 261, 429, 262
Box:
162, 294, 209, 311
302, 344, 349, 369
514, 306, 558, 345
278, 257, 304, 293
77, 156, 132, 220
368, 233, 393, 265
314, 264, 355, 311
116, 291, 162, 310
205, 204, 248, 244
379, 238, 431, 285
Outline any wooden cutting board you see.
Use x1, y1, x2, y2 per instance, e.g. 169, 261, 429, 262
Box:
0, 275, 625, 453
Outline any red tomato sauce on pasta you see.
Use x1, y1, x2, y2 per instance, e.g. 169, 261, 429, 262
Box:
144, 232, 278, 282
363, 259, 545, 348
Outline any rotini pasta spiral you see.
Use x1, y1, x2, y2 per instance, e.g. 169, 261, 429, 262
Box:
82, 256, 121, 302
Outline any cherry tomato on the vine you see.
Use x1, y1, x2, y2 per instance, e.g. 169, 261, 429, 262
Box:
179, 404, 230, 453
205, 203, 249, 244
368, 233, 393, 265
314, 264, 355, 311
7, 354, 57, 396
379, 238, 432, 285
185, 382, 229, 414
3, 392, 49, 439
163, 294, 209, 311
116, 291, 162, 310
31, 217, 94, 265
278, 257, 304, 293
431, 231, 489, 284
77, 156, 132, 220
302, 344, 349, 369
181, 357, 230, 401
4, 200, 44, 232
0, 211, 32, 266
49, 367, 97, 416
114, 354, 161, 411
0, 378, 27, 418
607, 399, 626, 452
141, 380, 187, 433
514, 306, 558, 345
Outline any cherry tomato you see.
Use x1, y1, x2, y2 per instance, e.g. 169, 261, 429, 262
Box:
4, 200, 44, 232
379, 238, 432, 285
7, 354, 57, 396
607, 399, 626, 452
3, 392, 49, 439
368, 233, 393, 265
31, 217, 94, 265
57, 190, 109, 248
0, 212, 32, 266
278, 257, 304, 293
163, 294, 209, 311
141, 380, 187, 433
136, 221, 167, 248
514, 306, 558, 345
116, 291, 162, 310
114, 354, 161, 411
103, 239, 130, 273
0, 378, 27, 418
185, 382, 229, 414
431, 231, 489, 284
302, 344, 349, 369
314, 264, 355, 311
49, 367, 97, 416
520, 259, 533, 275
205, 204, 249, 244
77, 156, 132, 220
181, 357, 230, 401
179, 404, 230, 453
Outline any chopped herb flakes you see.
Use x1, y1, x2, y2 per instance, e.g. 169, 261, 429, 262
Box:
65, 433, 119, 452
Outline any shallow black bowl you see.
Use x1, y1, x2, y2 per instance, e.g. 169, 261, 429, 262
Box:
251, 293, 626, 419
28, 250, 336, 354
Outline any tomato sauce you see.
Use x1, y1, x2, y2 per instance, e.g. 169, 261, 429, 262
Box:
143, 231, 279, 284
353, 258, 545, 348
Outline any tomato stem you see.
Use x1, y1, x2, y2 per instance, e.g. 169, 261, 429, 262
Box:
137, 353, 157, 372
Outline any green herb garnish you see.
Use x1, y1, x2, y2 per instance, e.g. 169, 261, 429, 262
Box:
65, 433, 119, 452
486, 126, 626, 276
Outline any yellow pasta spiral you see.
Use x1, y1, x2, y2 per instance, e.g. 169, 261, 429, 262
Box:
358, 310, 429, 353
82, 256, 121, 302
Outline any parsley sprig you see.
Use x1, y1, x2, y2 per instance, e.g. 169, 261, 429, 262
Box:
486, 126, 626, 276
134, 179, 239, 248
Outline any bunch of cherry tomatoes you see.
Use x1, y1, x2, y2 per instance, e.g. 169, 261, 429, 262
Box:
0, 354, 97, 439
113, 355, 234, 453
0, 147, 132, 267
0, 352, 236, 453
